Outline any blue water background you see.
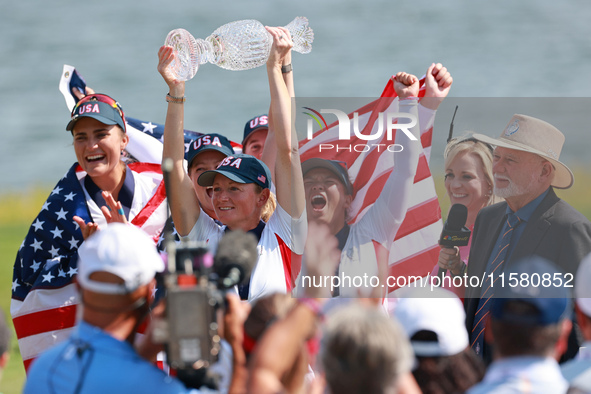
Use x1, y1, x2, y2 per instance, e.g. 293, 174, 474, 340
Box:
1, 0, 591, 192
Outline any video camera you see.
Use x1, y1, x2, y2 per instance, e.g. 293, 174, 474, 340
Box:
153, 232, 257, 372
153, 159, 257, 382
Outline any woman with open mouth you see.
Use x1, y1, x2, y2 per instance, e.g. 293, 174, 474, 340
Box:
11, 92, 169, 370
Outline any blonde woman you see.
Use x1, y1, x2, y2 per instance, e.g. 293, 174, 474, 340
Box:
434, 136, 499, 295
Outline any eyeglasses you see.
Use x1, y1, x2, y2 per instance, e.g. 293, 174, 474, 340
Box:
71, 93, 125, 121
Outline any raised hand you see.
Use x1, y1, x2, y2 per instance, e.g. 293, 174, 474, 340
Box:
72, 216, 100, 240
72, 191, 127, 240
157, 45, 185, 93
265, 26, 293, 68
393, 72, 420, 99
425, 63, 453, 98
100, 191, 128, 224
422, 63, 453, 110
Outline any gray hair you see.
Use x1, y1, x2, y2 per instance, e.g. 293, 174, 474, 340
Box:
320, 303, 413, 394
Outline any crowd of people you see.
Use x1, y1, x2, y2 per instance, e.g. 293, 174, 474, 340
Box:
9, 24, 591, 394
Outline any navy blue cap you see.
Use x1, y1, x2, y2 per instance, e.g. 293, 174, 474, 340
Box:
197, 154, 271, 189
242, 114, 269, 146
301, 158, 354, 195
67, 94, 126, 133
187, 133, 235, 168
490, 256, 571, 326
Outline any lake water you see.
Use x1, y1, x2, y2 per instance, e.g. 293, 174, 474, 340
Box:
2, 0, 591, 192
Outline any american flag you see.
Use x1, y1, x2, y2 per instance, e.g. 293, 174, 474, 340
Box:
11, 162, 167, 371
298, 77, 443, 294
11, 66, 179, 372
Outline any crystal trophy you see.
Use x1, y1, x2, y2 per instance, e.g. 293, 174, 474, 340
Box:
164, 17, 314, 81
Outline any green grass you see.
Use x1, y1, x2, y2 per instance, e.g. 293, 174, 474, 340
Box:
0, 188, 49, 394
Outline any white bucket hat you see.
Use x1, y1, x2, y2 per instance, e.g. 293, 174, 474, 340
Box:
78, 223, 164, 294
472, 114, 574, 189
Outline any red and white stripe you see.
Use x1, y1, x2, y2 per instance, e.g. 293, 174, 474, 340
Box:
12, 164, 168, 371
299, 77, 442, 294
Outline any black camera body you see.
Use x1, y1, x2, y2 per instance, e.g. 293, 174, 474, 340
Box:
157, 159, 256, 377
152, 241, 223, 371
153, 229, 257, 374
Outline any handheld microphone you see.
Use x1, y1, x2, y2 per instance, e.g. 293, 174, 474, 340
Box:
438, 204, 471, 278
213, 230, 258, 289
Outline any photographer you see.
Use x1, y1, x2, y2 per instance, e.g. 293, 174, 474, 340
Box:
24, 223, 249, 393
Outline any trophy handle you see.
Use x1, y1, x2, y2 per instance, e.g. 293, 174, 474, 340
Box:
285, 17, 314, 54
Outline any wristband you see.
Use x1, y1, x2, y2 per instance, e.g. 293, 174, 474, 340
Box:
298, 298, 322, 316
281, 64, 292, 73
166, 93, 185, 104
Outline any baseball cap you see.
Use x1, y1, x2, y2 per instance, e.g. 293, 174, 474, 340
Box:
302, 158, 354, 195
66, 93, 126, 133
490, 256, 571, 326
77, 223, 164, 294
472, 114, 573, 189
393, 287, 469, 357
186, 133, 235, 168
197, 154, 271, 189
242, 114, 269, 146
575, 252, 591, 317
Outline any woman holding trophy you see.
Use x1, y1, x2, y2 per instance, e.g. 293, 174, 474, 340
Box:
157, 26, 306, 302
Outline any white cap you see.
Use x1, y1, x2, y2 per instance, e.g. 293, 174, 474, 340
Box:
575, 252, 591, 317
393, 287, 468, 357
78, 223, 164, 294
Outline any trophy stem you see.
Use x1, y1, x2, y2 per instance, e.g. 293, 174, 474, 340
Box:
194, 38, 215, 65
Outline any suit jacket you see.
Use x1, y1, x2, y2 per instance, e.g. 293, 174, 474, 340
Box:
465, 188, 591, 360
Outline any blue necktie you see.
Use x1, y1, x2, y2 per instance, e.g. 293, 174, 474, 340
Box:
471, 213, 522, 355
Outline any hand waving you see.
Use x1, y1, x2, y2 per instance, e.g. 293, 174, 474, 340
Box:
72, 191, 128, 240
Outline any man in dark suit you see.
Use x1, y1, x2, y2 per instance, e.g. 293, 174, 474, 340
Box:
440, 114, 591, 363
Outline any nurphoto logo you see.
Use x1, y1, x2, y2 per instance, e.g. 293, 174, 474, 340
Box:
303, 106, 418, 153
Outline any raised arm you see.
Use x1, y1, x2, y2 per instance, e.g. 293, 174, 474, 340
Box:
384, 73, 421, 224
418, 63, 453, 164
157, 46, 201, 236
265, 27, 305, 218
248, 223, 340, 393
260, 49, 295, 182
420, 63, 453, 111
360, 73, 421, 246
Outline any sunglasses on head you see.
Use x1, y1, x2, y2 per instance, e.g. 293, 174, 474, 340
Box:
71, 93, 125, 120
